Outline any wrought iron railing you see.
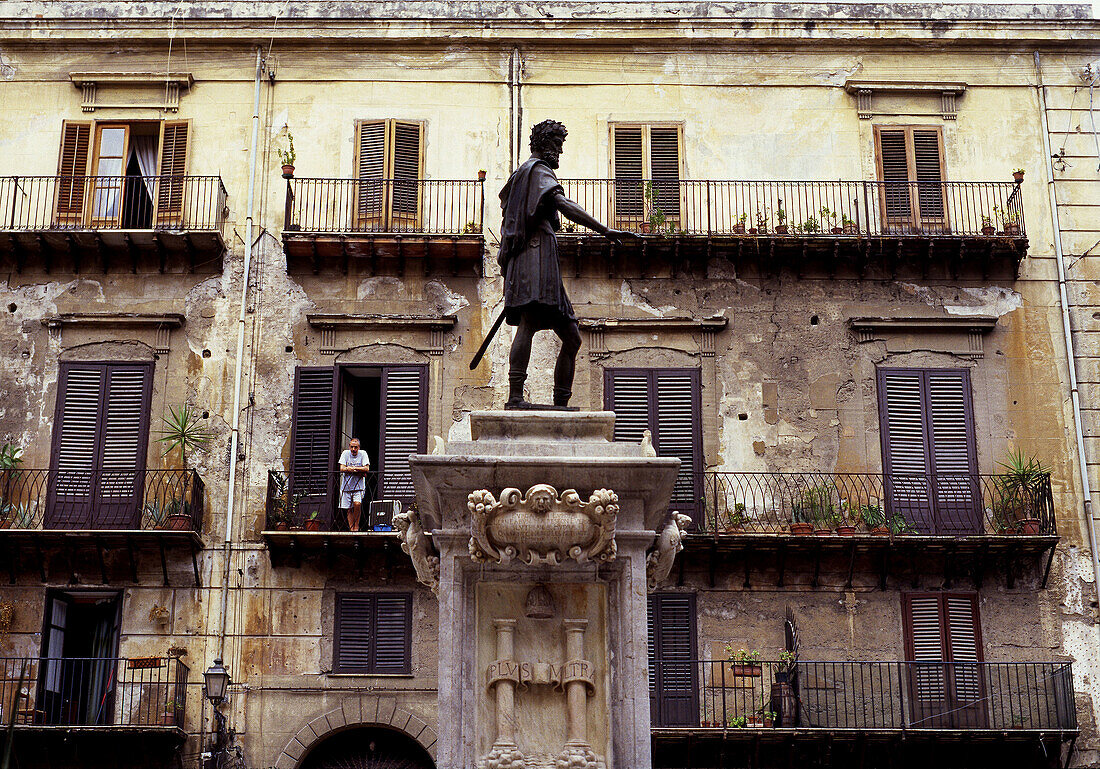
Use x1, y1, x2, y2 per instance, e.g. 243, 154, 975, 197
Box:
283, 177, 485, 236
266, 469, 414, 531
0, 468, 204, 533
652, 659, 1076, 731
0, 175, 228, 233
0, 655, 189, 728
558, 180, 1024, 239
693, 472, 1055, 537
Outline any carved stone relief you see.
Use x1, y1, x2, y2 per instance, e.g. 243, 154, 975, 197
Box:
393, 508, 440, 594
646, 512, 692, 591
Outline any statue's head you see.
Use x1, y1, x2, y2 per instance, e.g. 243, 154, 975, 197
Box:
530, 119, 567, 169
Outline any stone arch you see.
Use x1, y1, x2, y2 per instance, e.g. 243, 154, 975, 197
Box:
274, 697, 437, 769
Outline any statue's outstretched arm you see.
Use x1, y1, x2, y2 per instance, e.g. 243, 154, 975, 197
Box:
550, 189, 628, 245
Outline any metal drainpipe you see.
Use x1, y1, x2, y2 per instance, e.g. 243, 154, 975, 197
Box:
1034, 51, 1100, 622
217, 47, 264, 658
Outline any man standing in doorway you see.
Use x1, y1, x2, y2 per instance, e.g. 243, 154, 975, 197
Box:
338, 438, 371, 532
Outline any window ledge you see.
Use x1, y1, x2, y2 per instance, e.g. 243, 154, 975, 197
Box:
326, 673, 415, 678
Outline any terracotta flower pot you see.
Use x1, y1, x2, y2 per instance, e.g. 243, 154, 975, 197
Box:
871, 526, 890, 536
831, 226, 843, 234
790, 522, 813, 535
748, 227, 758, 235
774, 225, 789, 235
164, 513, 193, 531
729, 663, 763, 677
842, 223, 859, 234
733, 223, 746, 234
1003, 223, 1020, 236
1013, 171, 1024, 183
981, 225, 996, 235
477, 170, 487, 181
281, 164, 295, 179
1017, 518, 1040, 534
814, 528, 833, 536
274, 521, 289, 531
304, 519, 323, 531
836, 525, 856, 536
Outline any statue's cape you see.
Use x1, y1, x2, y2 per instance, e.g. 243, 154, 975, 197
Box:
497, 157, 562, 268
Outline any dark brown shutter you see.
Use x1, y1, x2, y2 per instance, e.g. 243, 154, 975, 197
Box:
903, 593, 984, 727
355, 120, 387, 226
378, 366, 426, 501
913, 129, 945, 220
612, 126, 644, 220
333, 593, 411, 674
879, 369, 932, 528
606, 369, 702, 517
156, 121, 189, 224
877, 128, 912, 223
649, 126, 681, 219
926, 371, 978, 532
391, 121, 422, 220
290, 367, 337, 522
95, 366, 153, 527
49, 365, 105, 526
648, 593, 697, 727
56, 121, 91, 223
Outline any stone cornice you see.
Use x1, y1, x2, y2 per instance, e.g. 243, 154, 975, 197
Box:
42, 312, 186, 329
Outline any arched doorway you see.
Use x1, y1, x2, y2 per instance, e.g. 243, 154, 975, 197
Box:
298, 726, 436, 769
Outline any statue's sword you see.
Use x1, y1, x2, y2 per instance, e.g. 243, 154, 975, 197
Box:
469, 310, 507, 370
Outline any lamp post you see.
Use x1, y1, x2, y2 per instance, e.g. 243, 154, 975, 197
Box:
204, 658, 231, 769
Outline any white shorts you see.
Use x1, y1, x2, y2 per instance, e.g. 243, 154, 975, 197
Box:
340, 489, 365, 508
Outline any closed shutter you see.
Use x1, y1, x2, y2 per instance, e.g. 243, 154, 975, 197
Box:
648, 593, 697, 727
47, 363, 152, 529
905, 594, 947, 702
156, 121, 189, 225
290, 367, 337, 523
944, 594, 982, 713
606, 369, 702, 517
878, 368, 978, 534
333, 593, 412, 674
391, 121, 422, 223
875, 125, 946, 232
355, 120, 387, 227
612, 126, 644, 220
903, 593, 985, 727
379, 367, 426, 501
649, 126, 682, 220
56, 121, 92, 224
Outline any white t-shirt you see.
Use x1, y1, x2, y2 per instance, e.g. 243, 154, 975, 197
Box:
339, 449, 370, 492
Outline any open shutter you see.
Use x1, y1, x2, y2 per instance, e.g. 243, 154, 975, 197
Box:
48, 365, 105, 527
612, 126, 644, 223
877, 128, 912, 229
649, 126, 682, 222
379, 366, 426, 501
56, 121, 92, 225
879, 369, 932, 531
156, 121, 189, 226
913, 129, 946, 226
648, 593, 697, 727
95, 366, 152, 528
333, 594, 374, 673
355, 120, 388, 229
655, 370, 702, 516
390, 121, 423, 228
373, 594, 413, 673
289, 367, 337, 525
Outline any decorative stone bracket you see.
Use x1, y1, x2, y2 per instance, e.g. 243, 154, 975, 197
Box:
646, 512, 691, 592
468, 485, 618, 566
394, 508, 440, 594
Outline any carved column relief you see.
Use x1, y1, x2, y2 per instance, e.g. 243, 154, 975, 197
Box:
558, 619, 603, 769
480, 619, 526, 769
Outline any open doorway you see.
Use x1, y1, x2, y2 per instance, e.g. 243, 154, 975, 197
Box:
37, 591, 121, 725
339, 367, 382, 474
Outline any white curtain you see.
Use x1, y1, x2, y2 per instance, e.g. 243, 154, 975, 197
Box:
130, 135, 158, 201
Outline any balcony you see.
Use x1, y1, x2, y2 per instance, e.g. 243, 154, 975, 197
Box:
0, 656, 189, 761
0, 175, 228, 273
558, 179, 1026, 279
683, 472, 1057, 589
0, 469, 205, 585
651, 660, 1076, 768
282, 177, 485, 275
262, 469, 414, 565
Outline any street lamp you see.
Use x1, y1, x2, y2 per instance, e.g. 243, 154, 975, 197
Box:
203, 657, 231, 704
204, 658, 232, 769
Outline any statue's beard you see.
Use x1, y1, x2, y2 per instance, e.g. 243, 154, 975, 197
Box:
538, 151, 561, 169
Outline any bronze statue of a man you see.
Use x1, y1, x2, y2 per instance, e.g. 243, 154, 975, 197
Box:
496, 120, 626, 409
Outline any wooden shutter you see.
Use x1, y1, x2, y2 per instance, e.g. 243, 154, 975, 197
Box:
913, 129, 945, 222
606, 369, 702, 517
333, 593, 412, 674
56, 121, 92, 224
379, 366, 426, 501
354, 119, 423, 230
289, 367, 337, 523
390, 121, 423, 225
355, 120, 387, 228
47, 362, 152, 529
878, 368, 978, 534
611, 126, 644, 221
156, 121, 189, 225
875, 125, 946, 232
649, 126, 682, 220
903, 593, 985, 727
647, 593, 698, 727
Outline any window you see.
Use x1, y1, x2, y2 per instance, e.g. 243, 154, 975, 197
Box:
354, 119, 424, 230
605, 368, 702, 517
610, 123, 683, 230
877, 368, 978, 534
56, 120, 190, 228
874, 125, 947, 233
902, 592, 985, 727
647, 592, 697, 727
290, 365, 427, 528
333, 593, 412, 674
38, 591, 122, 725
47, 362, 153, 529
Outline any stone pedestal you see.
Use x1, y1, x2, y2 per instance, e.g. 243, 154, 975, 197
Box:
407, 411, 683, 769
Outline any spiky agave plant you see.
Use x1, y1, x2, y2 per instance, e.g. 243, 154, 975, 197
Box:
156, 404, 214, 466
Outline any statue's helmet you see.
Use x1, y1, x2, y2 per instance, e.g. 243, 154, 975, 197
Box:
530, 120, 568, 155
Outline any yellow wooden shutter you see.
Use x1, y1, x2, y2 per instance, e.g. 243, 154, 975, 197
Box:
355, 120, 387, 227
390, 121, 423, 226
649, 126, 682, 221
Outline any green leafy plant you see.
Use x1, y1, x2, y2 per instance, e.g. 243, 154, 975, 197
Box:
800, 216, 820, 233
728, 715, 747, 728
1, 503, 34, 529
886, 512, 914, 534
725, 647, 761, 663
791, 485, 834, 526
993, 449, 1050, 528
0, 444, 23, 470
858, 503, 885, 528
156, 405, 214, 465
777, 650, 797, 672
775, 207, 786, 224
643, 181, 673, 236
726, 502, 749, 530
278, 132, 296, 167
1012, 168, 1025, 175
463, 220, 481, 234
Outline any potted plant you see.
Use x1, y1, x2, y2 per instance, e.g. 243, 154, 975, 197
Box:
1012, 168, 1025, 184
751, 209, 768, 235
774, 207, 789, 235
304, 510, 323, 531
725, 502, 749, 532
748, 707, 776, 728
859, 503, 889, 535
733, 213, 748, 234
994, 449, 1049, 534
728, 715, 748, 728
840, 214, 859, 235
835, 510, 857, 537
279, 132, 296, 179
774, 650, 797, 683
162, 701, 181, 726
800, 216, 820, 234
463, 221, 482, 234
477, 169, 487, 181
726, 647, 763, 677
981, 214, 996, 236
1011, 714, 1028, 729
157, 404, 214, 467
1001, 209, 1021, 236
820, 206, 842, 234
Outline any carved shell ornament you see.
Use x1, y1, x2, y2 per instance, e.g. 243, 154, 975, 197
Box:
468, 484, 618, 566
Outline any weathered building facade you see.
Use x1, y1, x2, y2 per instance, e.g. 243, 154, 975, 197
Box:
0, 2, 1099, 767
